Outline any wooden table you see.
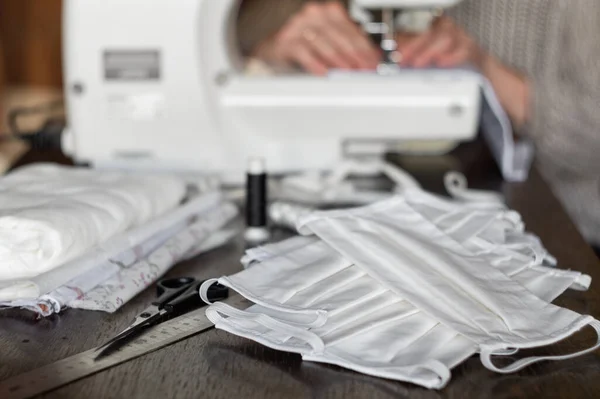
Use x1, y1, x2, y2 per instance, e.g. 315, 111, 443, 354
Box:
2, 144, 600, 399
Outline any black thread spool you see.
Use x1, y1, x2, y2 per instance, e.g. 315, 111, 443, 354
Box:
244, 157, 270, 244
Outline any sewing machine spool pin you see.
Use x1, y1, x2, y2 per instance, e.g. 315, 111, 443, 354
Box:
381, 8, 401, 65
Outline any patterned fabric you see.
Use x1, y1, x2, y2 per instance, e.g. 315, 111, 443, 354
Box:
67, 205, 239, 313
237, 0, 600, 246
4, 201, 239, 316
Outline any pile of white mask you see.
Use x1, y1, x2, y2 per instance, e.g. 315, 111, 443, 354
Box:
200, 172, 599, 390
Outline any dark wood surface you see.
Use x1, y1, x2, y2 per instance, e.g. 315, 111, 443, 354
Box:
2, 144, 600, 399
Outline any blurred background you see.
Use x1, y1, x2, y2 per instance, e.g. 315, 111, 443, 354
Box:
0, 0, 64, 171
0, 0, 63, 88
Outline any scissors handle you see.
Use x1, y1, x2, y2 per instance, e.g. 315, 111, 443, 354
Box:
153, 277, 196, 310
156, 277, 229, 314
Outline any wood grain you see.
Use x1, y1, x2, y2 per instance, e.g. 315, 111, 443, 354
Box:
0, 0, 63, 88
2, 145, 600, 399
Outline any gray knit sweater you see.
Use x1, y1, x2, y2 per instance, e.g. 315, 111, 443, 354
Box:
238, 0, 600, 246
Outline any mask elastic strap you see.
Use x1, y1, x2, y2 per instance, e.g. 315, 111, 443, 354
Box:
206, 301, 326, 354
419, 359, 452, 388
199, 279, 328, 328
469, 235, 550, 268
444, 171, 505, 205
480, 319, 600, 373
199, 278, 221, 304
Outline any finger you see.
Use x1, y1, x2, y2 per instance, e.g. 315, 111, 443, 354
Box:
333, 27, 381, 69
411, 35, 455, 68
305, 31, 356, 70
323, 2, 381, 67
290, 3, 355, 69
323, 0, 371, 47
298, 2, 377, 70
318, 23, 379, 69
282, 3, 329, 43
286, 42, 329, 75
395, 33, 418, 48
285, 2, 381, 72
436, 46, 471, 68
397, 30, 436, 66
435, 32, 472, 67
397, 15, 453, 65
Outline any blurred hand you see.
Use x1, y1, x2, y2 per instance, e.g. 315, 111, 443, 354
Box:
252, 1, 381, 75
396, 16, 488, 69
397, 15, 529, 128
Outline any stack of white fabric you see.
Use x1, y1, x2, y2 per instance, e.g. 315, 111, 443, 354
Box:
0, 163, 238, 316
200, 173, 599, 390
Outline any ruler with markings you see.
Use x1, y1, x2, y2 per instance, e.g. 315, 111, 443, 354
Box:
0, 295, 250, 399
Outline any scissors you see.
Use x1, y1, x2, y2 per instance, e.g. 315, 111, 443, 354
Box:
94, 276, 228, 359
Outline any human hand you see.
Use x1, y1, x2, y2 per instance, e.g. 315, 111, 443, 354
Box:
252, 1, 381, 75
397, 15, 529, 128
396, 15, 488, 69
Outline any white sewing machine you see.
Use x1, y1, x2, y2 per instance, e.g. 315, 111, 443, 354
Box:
62, 0, 480, 183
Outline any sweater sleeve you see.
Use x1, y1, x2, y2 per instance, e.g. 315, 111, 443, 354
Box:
522, 3, 600, 178
236, 0, 308, 56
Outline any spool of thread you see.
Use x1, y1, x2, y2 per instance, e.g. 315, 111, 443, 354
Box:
244, 157, 270, 243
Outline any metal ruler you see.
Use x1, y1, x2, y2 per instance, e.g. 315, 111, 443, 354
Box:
0, 294, 250, 399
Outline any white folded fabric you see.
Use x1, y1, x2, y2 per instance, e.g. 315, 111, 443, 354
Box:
0, 191, 227, 301
4, 201, 239, 316
0, 163, 187, 280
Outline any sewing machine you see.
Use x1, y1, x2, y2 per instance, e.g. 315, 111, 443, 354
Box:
62, 0, 479, 183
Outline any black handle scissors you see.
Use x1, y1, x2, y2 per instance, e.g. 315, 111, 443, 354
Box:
94, 277, 228, 359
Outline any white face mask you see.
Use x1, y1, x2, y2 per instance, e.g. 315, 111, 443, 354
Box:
202, 230, 592, 388
239, 231, 588, 305
206, 292, 457, 389
295, 196, 600, 372
270, 176, 555, 273
397, 186, 558, 275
